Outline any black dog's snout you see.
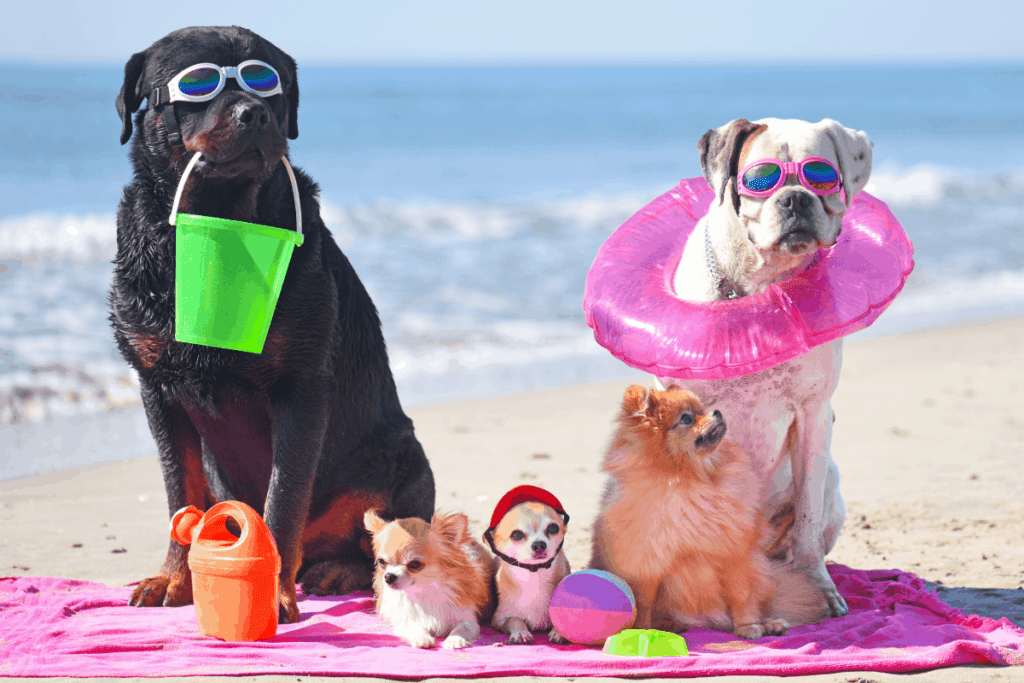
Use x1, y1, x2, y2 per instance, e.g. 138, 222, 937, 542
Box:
532, 540, 547, 553
711, 410, 723, 421
234, 100, 270, 130
384, 572, 398, 585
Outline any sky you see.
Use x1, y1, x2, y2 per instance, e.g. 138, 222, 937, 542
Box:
3, 0, 1023, 63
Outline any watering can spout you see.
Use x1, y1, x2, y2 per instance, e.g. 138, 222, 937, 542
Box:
170, 505, 204, 545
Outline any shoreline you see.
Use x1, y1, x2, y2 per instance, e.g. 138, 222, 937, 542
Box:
4, 306, 1024, 484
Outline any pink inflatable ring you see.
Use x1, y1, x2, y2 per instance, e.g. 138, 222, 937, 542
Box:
583, 178, 914, 381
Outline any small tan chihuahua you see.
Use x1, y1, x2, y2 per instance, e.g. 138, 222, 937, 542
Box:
484, 486, 571, 644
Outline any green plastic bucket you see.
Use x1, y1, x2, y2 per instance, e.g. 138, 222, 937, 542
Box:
170, 153, 304, 354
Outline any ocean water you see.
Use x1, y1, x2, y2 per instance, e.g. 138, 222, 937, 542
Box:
2, 62, 1023, 479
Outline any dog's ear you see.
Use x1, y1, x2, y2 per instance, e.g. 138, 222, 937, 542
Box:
255, 34, 300, 139
288, 62, 299, 140
284, 54, 300, 140
430, 512, 470, 545
621, 385, 650, 420
819, 119, 873, 210
363, 508, 388, 535
116, 50, 147, 146
268, 44, 300, 139
698, 118, 768, 212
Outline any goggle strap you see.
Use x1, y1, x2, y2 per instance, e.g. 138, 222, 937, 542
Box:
146, 86, 172, 109
169, 151, 303, 240
161, 102, 183, 147
143, 86, 183, 146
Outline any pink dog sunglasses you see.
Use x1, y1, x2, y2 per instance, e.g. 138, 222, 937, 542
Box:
737, 157, 842, 197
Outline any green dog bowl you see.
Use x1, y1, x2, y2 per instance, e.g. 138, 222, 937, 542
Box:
170, 153, 304, 354
602, 629, 689, 657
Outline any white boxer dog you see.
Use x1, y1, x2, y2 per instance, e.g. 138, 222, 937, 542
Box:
661, 118, 874, 617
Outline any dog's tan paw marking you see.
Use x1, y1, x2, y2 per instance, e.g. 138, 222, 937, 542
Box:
734, 623, 765, 640
278, 587, 301, 624
130, 572, 191, 608
762, 618, 789, 636
129, 576, 169, 607
163, 573, 193, 607
508, 628, 534, 645
442, 634, 471, 649
548, 627, 569, 644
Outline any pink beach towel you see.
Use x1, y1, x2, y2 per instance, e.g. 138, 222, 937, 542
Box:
2, 564, 1023, 678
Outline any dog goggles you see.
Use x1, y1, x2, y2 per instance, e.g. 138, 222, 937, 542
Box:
151, 61, 283, 105
737, 157, 841, 197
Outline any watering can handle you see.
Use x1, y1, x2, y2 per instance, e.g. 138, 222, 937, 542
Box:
169, 152, 304, 240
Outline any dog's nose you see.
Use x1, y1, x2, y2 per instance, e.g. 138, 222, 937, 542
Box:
532, 540, 547, 553
779, 191, 813, 213
234, 101, 270, 130
384, 573, 398, 585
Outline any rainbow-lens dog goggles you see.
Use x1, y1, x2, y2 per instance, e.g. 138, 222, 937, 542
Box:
158, 61, 283, 103
737, 157, 841, 197
146, 61, 284, 146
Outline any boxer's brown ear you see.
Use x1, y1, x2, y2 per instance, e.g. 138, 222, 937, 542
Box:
698, 118, 767, 213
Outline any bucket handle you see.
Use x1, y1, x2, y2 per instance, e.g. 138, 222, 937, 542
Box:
169, 152, 303, 241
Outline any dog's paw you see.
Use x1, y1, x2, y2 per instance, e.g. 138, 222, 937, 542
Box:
278, 585, 301, 624
734, 623, 765, 640
403, 631, 436, 649
507, 627, 534, 645
129, 571, 191, 607
822, 585, 849, 618
547, 627, 569, 644
299, 559, 373, 597
807, 564, 849, 618
442, 634, 472, 649
762, 618, 789, 636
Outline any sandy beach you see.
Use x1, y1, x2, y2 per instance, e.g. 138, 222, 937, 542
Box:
3, 315, 1024, 682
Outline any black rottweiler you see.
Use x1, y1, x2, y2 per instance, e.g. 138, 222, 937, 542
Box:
112, 26, 434, 623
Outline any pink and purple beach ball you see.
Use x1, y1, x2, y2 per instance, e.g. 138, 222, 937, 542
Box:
549, 569, 637, 645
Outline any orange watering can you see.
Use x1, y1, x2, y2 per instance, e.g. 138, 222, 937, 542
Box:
171, 501, 281, 641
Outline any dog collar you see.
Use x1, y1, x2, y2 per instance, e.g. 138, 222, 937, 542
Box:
483, 531, 566, 573
704, 219, 743, 300
484, 485, 570, 573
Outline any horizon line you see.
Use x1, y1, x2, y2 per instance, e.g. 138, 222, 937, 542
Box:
3, 55, 1024, 68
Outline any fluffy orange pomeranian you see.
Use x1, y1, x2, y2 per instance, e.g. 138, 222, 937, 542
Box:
590, 385, 828, 639
364, 509, 496, 649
